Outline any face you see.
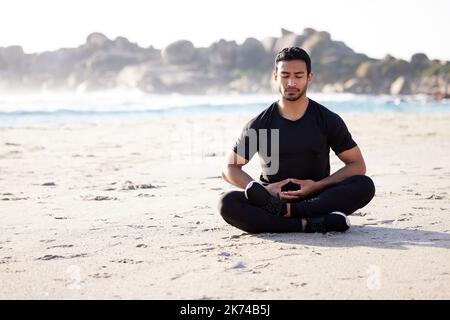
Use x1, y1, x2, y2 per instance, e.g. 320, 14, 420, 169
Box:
274, 60, 312, 101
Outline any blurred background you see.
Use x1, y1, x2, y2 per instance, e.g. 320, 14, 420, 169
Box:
0, 0, 449, 125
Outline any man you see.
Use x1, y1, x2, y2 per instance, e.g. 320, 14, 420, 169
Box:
218, 47, 375, 234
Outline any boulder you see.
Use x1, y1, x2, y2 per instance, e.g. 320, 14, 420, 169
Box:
302, 33, 330, 58
273, 34, 306, 54
116, 64, 148, 88
317, 31, 331, 41
208, 39, 238, 68
281, 28, 295, 37
382, 54, 396, 62
0, 46, 26, 68
355, 61, 378, 79
411, 53, 429, 65
261, 37, 277, 53
162, 40, 196, 65
303, 28, 317, 37
85, 51, 138, 74
86, 32, 110, 49
390, 76, 411, 95
237, 38, 266, 69
112, 36, 140, 52
343, 77, 369, 94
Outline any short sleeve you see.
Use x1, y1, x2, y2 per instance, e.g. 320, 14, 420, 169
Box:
327, 113, 357, 155
232, 118, 259, 160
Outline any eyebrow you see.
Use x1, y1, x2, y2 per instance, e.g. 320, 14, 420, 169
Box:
280, 71, 305, 75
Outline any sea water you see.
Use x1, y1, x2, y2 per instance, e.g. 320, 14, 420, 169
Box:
0, 90, 448, 127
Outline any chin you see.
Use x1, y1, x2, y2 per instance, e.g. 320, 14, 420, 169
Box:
284, 95, 301, 102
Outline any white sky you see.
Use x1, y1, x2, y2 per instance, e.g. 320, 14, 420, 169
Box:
1, 0, 449, 61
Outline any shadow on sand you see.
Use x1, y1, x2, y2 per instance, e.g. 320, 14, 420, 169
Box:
244, 225, 450, 250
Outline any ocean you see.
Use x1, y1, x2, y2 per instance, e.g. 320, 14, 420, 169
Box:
0, 90, 449, 127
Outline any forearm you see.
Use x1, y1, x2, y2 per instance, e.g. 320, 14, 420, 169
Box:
316, 162, 366, 191
221, 165, 254, 189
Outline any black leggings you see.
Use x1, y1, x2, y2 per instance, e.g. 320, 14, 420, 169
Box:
218, 175, 375, 234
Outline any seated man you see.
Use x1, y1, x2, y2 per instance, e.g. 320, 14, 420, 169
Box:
218, 47, 375, 234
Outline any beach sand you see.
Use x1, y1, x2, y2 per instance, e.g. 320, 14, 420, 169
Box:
0, 112, 449, 299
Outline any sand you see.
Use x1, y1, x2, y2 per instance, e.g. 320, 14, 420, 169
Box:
0, 111, 449, 299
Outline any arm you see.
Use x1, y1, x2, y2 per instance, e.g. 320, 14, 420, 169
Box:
282, 146, 366, 199
315, 145, 366, 191
222, 151, 292, 196
221, 151, 254, 189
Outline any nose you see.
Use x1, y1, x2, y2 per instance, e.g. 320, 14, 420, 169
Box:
287, 77, 295, 86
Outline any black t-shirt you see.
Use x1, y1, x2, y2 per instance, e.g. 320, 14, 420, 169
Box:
232, 98, 357, 184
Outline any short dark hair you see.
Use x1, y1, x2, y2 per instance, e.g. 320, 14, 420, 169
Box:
275, 47, 311, 74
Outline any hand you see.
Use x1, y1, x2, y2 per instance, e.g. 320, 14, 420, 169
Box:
264, 179, 290, 198
280, 179, 321, 201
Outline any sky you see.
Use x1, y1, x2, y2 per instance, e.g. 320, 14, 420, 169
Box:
1, 0, 449, 61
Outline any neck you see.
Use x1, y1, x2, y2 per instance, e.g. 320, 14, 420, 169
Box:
278, 95, 309, 121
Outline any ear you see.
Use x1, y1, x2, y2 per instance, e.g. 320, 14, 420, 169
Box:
307, 72, 314, 84
273, 68, 278, 81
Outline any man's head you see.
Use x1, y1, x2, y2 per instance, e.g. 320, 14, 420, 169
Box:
274, 47, 313, 102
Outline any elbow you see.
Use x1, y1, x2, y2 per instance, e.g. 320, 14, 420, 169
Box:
349, 161, 366, 175
221, 166, 230, 183
359, 162, 367, 175
221, 170, 228, 182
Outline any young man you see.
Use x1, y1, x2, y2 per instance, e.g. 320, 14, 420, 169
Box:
218, 47, 375, 234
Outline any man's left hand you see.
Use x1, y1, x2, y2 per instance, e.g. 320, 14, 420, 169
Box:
280, 179, 322, 200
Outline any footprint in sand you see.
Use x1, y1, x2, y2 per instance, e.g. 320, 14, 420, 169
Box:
111, 258, 143, 264
121, 181, 162, 190
36, 253, 87, 261
41, 182, 56, 186
226, 261, 246, 270
136, 193, 156, 198
0, 257, 16, 264
218, 252, 231, 258
250, 286, 280, 293
1, 196, 30, 201
378, 219, 396, 224
290, 282, 307, 287
126, 224, 144, 229
194, 205, 211, 209
82, 195, 117, 201
46, 244, 74, 249
36, 255, 65, 261
426, 194, 446, 200
40, 239, 56, 243
89, 273, 112, 279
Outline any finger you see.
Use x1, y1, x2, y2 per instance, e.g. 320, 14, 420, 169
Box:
280, 194, 299, 201
282, 191, 301, 196
290, 178, 303, 184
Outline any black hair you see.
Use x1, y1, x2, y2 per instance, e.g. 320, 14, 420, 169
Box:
275, 47, 311, 74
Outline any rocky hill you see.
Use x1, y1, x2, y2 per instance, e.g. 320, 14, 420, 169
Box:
0, 28, 448, 99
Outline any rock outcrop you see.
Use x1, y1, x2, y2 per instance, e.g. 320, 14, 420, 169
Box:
0, 29, 448, 98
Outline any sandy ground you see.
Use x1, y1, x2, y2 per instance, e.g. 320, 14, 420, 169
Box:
0, 111, 449, 299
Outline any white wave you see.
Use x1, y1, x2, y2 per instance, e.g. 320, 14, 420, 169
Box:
0, 89, 278, 113
0, 89, 447, 114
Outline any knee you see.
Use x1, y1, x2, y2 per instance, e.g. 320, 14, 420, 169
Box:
352, 175, 376, 200
217, 191, 242, 219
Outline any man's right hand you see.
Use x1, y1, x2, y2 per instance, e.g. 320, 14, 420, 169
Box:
265, 179, 297, 201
